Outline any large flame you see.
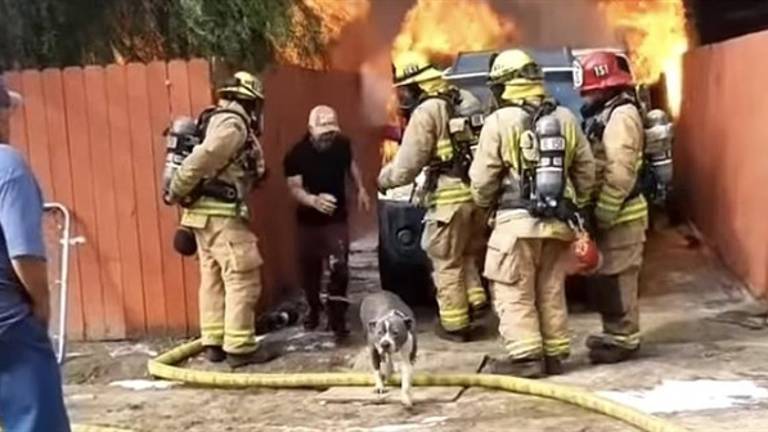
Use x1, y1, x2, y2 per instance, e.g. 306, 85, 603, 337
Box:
381, 0, 517, 166
392, 0, 518, 66
598, 0, 688, 117
277, 0, 370, 70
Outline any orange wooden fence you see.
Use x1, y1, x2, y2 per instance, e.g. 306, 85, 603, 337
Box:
676, 30, 768, 297
3, 60, 379, 340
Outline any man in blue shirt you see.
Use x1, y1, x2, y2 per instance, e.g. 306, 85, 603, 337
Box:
0, 78, 70, 431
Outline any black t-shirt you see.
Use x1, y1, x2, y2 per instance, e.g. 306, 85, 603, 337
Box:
284, 134, 352, 225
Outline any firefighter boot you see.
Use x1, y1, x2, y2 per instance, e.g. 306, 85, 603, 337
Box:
470, 302, 492, 321
434, 324, 472, 343
586, 335, 639, 364
204, 346, 225, 363
226, 347, 281, 369
480, 355, 545, 378
544, 356, 564, 375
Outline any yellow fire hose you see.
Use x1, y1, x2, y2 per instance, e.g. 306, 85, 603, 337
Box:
147, 339, 688, 432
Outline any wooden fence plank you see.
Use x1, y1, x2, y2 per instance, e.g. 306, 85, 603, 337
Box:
84, 66, 126, 339
20, 71, 54, 198
41, 68, 85, 340
62, 67, 107, 340
146, 61, 188, 335
126, 63, 168, 334
4, 73, 29, 155
168, 59, 200, 332
105, 64, 147, 337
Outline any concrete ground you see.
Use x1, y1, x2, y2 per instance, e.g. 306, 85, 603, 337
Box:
63, 226, 768, 431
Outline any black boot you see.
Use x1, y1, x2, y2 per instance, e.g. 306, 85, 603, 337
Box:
204, 346, 225, 363
434, 324, 472, 343
470, 303, 491, 321
226, 347, 280, 369
480, 355, 545, 378
588, 345, 639, 364
544, 356, 565, 375
586, 335, 639, 364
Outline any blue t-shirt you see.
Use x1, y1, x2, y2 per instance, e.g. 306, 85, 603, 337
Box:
0, 144, 46, 335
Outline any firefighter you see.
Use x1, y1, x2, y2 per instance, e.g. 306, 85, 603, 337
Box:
470, 49, 595, 377
578, 51, 647, 364
167, 71, 270, 368
378, 51, 489, 342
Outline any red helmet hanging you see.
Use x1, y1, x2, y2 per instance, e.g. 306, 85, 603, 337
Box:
578, 51, 634, 92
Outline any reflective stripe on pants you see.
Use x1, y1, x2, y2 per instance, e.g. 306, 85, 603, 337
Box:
486, 238, 571, 360
194, 216, 263, 354
424, 202, 488, 331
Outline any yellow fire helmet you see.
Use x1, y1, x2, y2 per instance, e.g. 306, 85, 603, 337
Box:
392, 51, 443, 88
217, 71, 264, 101
488, 49, 544, 86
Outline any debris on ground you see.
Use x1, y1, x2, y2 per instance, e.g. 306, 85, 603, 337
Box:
109, 380, 180, 391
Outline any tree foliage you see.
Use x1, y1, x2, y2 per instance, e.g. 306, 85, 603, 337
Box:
0, 0, 327, 71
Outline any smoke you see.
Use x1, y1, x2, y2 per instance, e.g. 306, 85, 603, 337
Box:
492, 0, 617, 47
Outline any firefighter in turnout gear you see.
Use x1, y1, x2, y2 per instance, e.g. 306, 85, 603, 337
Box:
168, 71, 269, 368
579, 51, 647, 364
470, 49, 595, 377
378, 51, 489, 342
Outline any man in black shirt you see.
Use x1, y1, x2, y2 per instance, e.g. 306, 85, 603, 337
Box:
284, 105, 370, 339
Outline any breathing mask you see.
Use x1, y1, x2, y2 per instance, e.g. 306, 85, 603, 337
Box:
396, 83, 423, 119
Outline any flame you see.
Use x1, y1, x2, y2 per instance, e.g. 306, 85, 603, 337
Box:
392, 0, 518, 66
381, 140, 399, 166
598, 0, 688, 117
381, 0, 517, 166
277, 0, 370, 70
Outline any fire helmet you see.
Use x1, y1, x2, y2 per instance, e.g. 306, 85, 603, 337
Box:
217, 71, 264, 101
391, 51, 443, 88
578, 51, 634, 92
488, 49, 543, 85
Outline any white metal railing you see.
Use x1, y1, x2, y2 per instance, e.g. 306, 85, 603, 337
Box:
43, 202, 85, 364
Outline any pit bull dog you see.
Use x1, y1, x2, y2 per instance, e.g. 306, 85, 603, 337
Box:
360, 291, 417, 407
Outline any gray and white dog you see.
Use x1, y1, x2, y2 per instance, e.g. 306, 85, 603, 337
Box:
360, 291, 417, 407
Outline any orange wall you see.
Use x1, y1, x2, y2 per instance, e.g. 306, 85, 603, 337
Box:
676, 30, 768, 297
4, 60, 379, 340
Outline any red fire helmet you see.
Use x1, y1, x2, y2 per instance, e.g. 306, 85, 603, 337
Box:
578, 51, 634, 92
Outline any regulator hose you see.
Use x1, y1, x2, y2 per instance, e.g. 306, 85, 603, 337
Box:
148, 339, 687, 432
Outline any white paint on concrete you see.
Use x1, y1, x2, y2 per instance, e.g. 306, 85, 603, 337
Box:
599, 380, 768, 414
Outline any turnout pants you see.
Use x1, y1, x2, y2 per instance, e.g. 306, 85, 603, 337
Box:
485, 237, 571, 360
0, 316, 70, 432
422, 202, 489, 332
590, 220, 646, 349
193, 216, 263, 354
297, 222, 350, 332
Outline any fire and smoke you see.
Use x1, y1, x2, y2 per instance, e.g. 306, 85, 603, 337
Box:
276, 0, 370, 70
598, 0, 689, 117
380, 0, 518, 164
392, 0, 518, 65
